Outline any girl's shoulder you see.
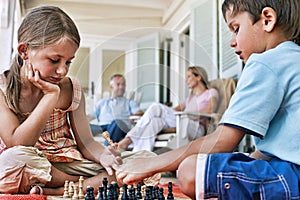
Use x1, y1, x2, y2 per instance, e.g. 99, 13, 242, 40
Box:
59, 76, 82, 111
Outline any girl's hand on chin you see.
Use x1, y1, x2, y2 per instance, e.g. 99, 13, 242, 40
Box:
25, 62, 60, 95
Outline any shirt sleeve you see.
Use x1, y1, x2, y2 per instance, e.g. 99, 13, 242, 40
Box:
220, 58, 284, 137
129, 100, 141, 114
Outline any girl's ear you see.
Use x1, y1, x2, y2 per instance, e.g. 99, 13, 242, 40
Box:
17, 42, 29, 60
261, 7, 277, 33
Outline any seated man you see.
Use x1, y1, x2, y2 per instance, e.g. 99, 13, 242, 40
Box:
89, 74, 143, 145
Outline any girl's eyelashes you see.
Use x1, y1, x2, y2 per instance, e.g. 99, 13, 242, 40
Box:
49, 58, 59, 64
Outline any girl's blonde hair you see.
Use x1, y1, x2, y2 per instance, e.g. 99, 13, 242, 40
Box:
6, 6, 80, 115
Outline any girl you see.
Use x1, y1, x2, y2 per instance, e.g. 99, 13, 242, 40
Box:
0, 6, 122, 195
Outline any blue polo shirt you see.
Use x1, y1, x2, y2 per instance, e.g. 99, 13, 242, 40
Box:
221, 41, 300, 165
94, 97, 140, 126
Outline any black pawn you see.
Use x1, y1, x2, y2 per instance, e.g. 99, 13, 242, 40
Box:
144, 187, 152, 200
167, 182, 174, 200
86, 187, 95, 200
121, 184, 129, 200
136, 182, 142, 199
113, 183, 119, 200
98, 187, 104, 200
107, 184, 114, 200
158, 187, 165, 200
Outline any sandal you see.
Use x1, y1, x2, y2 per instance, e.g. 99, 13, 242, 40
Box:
29, 184, 43, 195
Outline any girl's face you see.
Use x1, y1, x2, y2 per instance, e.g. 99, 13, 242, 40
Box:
186, 70, 200, 89
26, 38, 78, 84
225, 9, 266, 63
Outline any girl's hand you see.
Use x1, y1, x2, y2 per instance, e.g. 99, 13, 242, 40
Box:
25, 62, 60, 95
99, 145, 123, 176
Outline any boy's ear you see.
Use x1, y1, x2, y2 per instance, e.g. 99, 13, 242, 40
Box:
17, 42, 29, 60
261, 7, 277, 32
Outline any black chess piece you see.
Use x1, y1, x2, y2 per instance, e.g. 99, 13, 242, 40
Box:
103, 178, 108, 200
136, 182, 142, 199
144, 187, 152, 200
107, 184, 114, 200
86, 187, 95, 200
158, 187, 165, 200
121, 184, 129, 200
167, 182, 174, 200
98, 187, 104, 200
112, 183, 119, 200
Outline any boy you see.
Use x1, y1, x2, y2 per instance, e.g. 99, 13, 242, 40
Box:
115, 0, 300, 199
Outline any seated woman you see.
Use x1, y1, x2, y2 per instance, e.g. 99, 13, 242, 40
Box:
118, 66, 219, 152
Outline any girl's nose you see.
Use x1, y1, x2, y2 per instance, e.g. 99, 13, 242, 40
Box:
56, 64, 68, 76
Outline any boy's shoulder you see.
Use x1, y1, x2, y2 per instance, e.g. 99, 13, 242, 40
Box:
249, 41, 299, 64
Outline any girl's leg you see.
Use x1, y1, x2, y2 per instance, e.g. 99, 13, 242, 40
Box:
40, 167, 117, 195
177, 154, 197, 200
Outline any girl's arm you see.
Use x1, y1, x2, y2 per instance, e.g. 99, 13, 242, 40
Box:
0, 70, 60, 147
69, 91, 122, 175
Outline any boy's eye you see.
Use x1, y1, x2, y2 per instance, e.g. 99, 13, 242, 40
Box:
234, 27, 239, 33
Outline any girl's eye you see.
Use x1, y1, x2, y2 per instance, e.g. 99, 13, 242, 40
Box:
50, 59, 59, 64
66, 61, 72, 66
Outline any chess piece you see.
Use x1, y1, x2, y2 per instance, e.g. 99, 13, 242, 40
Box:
69, 181, 75, 197
144, 187, 152, 200
63, 180, 70, 198
136, 182, 142, 199
102, 131, 115, 148
158, 187, 165, 200
85, 187, 95, 200
77, 176, 85, 199
167, 182, 174, 200
72, 184, 79, 199
97, 187, 104, 200
121, 184, 129, 200
102, 177, 108, 200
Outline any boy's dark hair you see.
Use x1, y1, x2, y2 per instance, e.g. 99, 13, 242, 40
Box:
222, 0, 300, 45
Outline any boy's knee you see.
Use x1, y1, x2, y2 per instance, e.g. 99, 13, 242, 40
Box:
178, 155, 197, 198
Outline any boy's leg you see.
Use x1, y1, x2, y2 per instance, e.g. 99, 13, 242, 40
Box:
196, 153, 300, 200
177, 154, 197, 199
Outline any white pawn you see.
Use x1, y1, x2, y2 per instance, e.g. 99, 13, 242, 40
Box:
69, 181, 74, 197
63, 180, 70, 198
72, 184, 79, 199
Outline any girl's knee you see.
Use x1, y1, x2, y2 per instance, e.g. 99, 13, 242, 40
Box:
178, 155, 197, 199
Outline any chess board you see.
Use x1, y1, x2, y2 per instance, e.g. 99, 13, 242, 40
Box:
58, 176, 189, 200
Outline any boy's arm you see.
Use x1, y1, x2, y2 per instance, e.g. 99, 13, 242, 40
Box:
116, 125, 245, 184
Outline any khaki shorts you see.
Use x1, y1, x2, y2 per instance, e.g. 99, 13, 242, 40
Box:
0, 146, 52, 194
0, 146, 159, 194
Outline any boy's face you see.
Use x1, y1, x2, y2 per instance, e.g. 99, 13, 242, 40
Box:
225, 9, 267, 63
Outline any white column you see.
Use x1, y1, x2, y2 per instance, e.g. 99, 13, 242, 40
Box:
0, 0, 15, 72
